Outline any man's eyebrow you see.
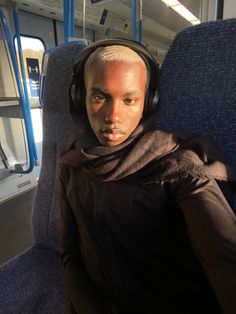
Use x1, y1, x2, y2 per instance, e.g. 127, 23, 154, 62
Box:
123, 90, 141, 96
90, 87, 141, 96
91, 87, 109, 94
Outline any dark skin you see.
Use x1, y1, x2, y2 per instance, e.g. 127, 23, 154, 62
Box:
85, 60, 147, 147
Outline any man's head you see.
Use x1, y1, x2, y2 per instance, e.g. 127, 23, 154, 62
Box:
84, 45, 148, 146
69, 39, 160, 147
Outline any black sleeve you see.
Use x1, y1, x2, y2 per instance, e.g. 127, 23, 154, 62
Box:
174, 176, 236, 314
59, 171, 111, 314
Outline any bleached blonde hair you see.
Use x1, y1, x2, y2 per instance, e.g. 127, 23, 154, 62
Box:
84, 45, 149, 84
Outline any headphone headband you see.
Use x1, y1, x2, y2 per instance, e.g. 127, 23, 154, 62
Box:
69, 38, 160, 117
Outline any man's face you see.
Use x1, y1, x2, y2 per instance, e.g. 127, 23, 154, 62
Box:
85, 60, 146, 146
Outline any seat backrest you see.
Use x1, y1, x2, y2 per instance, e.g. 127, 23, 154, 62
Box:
158, 18, 236, 164
32, 43, 83, 251
157, 18, 236, 211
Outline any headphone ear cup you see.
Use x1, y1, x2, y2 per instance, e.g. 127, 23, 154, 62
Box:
70, 83, 78, 107
144, 89, 159, 117
77, 86, 86, 114
151, 90, 160, 114
70, 81, 86, 114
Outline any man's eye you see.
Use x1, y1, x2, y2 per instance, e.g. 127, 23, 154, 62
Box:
124, 98, 136, 105
93, 95, 105, 103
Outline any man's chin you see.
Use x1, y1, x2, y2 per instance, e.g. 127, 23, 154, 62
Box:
98, 136, 127, 147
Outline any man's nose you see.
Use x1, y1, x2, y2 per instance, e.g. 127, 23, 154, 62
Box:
104, 100, 122, 124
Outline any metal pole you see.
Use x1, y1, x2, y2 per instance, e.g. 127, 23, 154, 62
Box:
138, 0, 143, 43
132, 0, 136, 41
70, 0, 75, 37
83, 0, 86, 39
63, 0, 69, 43
68, 0, 71, 36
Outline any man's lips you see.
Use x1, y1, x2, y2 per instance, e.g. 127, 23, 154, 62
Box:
101, 128, 126, 141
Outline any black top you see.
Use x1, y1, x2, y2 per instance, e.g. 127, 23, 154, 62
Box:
60, 129, 236, 314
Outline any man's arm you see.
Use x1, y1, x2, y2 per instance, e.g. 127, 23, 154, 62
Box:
174, 176, 236, 314
59, 175, 109, 314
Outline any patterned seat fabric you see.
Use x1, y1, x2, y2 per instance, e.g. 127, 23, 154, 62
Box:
157, 18, 236, 211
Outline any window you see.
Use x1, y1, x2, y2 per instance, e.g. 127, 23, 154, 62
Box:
14, 35, 45, 108
14, 36, 45, 179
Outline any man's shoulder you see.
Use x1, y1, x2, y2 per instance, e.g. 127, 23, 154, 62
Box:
148, 130, 231, 183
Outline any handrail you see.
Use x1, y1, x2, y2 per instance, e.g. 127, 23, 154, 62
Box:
132, 0, 142, 43
63, 0, 69, 43
13, 9, 39, 166
0, 142, 9, 169
69, 0, 75, 37
0, 9, 35, 174
64, 0, 75, 43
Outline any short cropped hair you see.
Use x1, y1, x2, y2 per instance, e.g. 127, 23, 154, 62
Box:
84, 45, 149, 88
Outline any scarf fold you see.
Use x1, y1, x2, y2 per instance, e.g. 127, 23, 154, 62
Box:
60, 115, 236, 183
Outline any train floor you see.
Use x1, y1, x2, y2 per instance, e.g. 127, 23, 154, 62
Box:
0, 188, 36, 265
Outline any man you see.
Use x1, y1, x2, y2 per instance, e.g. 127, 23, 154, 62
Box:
60, 39, 236, 314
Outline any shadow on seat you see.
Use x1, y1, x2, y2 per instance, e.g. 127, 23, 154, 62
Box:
0, 18, 236, 313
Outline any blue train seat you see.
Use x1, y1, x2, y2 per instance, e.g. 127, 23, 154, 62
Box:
157, 17, 236, 211
0, 17, 236, 313
0, 43, 83, 313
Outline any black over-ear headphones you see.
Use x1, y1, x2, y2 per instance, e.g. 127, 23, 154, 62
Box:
69, 38, 160, 118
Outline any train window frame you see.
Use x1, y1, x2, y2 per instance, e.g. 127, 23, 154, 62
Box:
13, 34, 46, 108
